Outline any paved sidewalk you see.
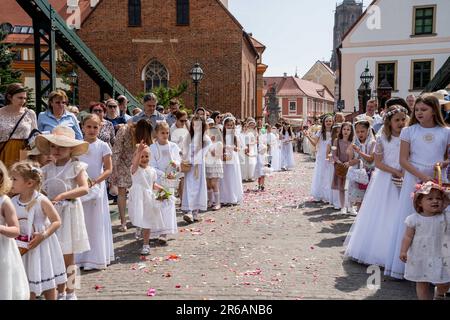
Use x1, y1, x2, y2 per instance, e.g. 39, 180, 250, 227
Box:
77, 153, 416, 300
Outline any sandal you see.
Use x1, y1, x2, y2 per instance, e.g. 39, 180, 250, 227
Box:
118, 224, 127, 232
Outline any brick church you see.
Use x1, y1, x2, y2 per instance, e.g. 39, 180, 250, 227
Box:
75, 0, 265, 118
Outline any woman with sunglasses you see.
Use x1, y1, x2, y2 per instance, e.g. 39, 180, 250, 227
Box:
104, 99, 128, 134
38, 90, 82, 140
89, 103, 115, 147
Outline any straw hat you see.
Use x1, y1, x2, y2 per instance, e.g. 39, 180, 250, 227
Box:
35, 125, 88, 156
431, 91, 450, 107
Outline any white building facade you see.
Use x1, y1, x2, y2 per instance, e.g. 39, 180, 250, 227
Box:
339, 0, 450, 113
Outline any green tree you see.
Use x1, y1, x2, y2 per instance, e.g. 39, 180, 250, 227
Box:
0, 29, 22, 94
138, 81, 189, 110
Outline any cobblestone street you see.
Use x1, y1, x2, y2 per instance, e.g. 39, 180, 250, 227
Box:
78, 154, 416, 300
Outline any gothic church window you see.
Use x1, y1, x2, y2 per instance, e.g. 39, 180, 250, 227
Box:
144, 60, 169, 91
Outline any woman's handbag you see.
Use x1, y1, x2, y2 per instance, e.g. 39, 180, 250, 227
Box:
0, 109, 29, 157
334, 163, 348, 178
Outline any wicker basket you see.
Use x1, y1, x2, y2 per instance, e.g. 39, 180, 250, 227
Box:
180, 162, 192, 173
334, 163, 348, 178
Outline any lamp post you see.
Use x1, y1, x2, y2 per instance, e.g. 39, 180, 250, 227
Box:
68, 70, 78, 105
189, 63, 204, 110
359, 62, 374, 114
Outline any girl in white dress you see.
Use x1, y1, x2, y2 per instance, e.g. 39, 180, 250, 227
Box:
36, 125, 90, 300
308, 116, 333, 202
384, 95, 450, 279
76, 115, 114, 270
400, 182, 450, 300
346, 120, 376, 212
344, 106, 408, 266
220, 117, 244, 204
281, 124, 295, 170
255, 129, 269, 191
0, 161, 29, 300
271, 126, 282, 172
205, 127, 223, 211
182, 116, 211, 223
10, 161, 66, 300
241, 119, 258, 181
128, 141, 166, 256
150, 122, 181, 243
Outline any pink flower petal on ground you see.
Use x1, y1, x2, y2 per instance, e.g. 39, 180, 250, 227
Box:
147, 288, 156, 297
175, 284, 181, 288
140, 256, 148, 261
94, 284, 103, 290
166, 254, 180, 261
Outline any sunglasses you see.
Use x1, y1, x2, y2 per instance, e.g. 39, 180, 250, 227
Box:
92, 109, 104, 113
107, 105, 117, 108
179, 119, 188, 123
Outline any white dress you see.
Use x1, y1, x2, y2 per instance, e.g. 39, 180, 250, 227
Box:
76, 140, 114, 270
310, 131, 331, 202
128, 166, 166, 232
150, 142, 181, 236
281, 132, 295, 169
220, 141, 244, 205
182, 135, 211, 212
0, 195, 29, 300
13, 192, 67, 295
254, 135, 269, 178
404, 212, 450, 284
42, 160, 90, 255
271, 132, 282, 172
384, 124, 450, 279
205, 141, 224, 179
241, 131, 258, 180
344, 134, 402, 267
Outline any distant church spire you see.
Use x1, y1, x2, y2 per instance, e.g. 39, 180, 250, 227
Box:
295, 67, 299, 78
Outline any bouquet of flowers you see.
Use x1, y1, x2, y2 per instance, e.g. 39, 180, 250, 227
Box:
155, 188, 173, 201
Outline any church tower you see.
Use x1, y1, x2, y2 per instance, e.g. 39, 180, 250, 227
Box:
330, 0, 363, 71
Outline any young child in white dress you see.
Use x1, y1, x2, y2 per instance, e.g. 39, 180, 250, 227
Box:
255, 128, 269, 191
326, 124, 342, 209
271, 126, 282, 172
129, 141, 166, 255
281, 124, 295, 171
308, 115, 333, 202
10, 161, 66, 300
0, 161, 29, 300
150, 121, 181, 244
384, 95, 450, 279
182, 117, 211, 223
205, 127, 223, 210
220, 117, 244, 205
76, 114, 114, 270
36, 125, 90, 300
347, 120, 376, 213
400, 182, 450, 300
344, 106, 408, 266
241, 119, 258, 181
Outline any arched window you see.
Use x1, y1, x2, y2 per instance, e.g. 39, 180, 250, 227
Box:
128, 0, 141, 26
143, 60, 169, 91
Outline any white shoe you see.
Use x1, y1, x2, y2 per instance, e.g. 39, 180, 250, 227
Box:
66, 293, 77, 300
57, 293, 66, 300
135, 227, 142, 240
348, 207, 358, 216
140, 245, 151, 255
340, 207, 348, 214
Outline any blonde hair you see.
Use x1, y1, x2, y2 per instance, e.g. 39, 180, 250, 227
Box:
48, 90, 69, 113
155, 121, 170, 132
10, 161, 43, 190
81, 113, 102, 126
382, 105, 408, 142
0, 161, 12, 196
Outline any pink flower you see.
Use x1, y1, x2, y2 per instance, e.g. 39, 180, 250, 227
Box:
147, 288, 156, 297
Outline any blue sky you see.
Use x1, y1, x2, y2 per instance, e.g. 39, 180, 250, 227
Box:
228, 0, 373, 77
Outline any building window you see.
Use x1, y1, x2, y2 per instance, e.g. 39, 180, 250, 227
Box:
289, 101, 296, 113
176, 0, 189, 25
376, 61, 397, 90
128, 0, 141, 27
411, 60, 433, 91
413, 6, 436, 36
144, 60, 169, 92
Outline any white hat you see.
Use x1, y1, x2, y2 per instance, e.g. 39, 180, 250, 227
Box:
206, 118, 214, 125
36, 126, 88, 157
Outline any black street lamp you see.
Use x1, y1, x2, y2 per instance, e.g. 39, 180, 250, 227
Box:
189, 63, 204, 110
68, 70, 78, 105
359, 62, 374, 114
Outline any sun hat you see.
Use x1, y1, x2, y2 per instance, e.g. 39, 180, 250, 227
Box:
431, 91, 450, 107
206, 118, 214, 125
35, 125, 89, 157
412, 181, 449, 213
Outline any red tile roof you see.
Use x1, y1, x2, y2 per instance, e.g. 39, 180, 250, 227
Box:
263, 76, 334, 102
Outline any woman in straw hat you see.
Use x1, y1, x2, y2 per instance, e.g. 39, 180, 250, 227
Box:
36, 125, 90, 300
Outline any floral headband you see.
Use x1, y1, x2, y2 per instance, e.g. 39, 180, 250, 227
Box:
383, 105, 408, 121
222, 116, 235, 125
